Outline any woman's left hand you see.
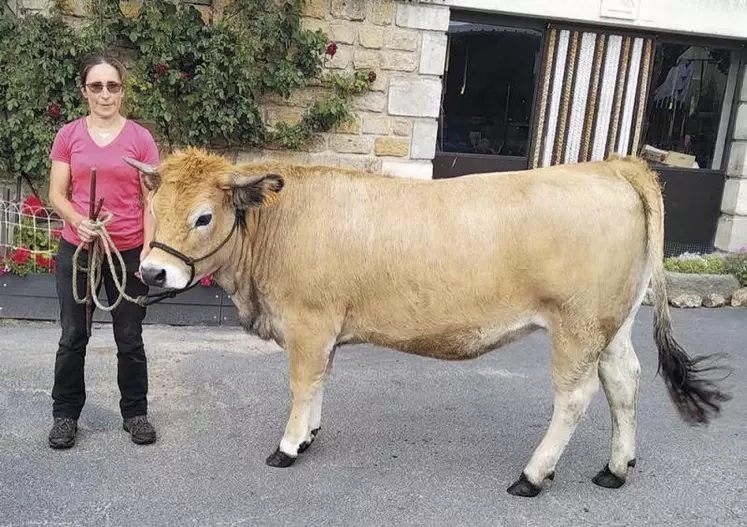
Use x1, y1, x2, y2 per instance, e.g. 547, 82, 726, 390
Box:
140, 246, 151, 263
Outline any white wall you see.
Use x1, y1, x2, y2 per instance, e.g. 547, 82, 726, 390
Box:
422, 0, 747, 41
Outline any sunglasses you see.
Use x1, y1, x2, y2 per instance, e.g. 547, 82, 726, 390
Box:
84, 81, 123, 94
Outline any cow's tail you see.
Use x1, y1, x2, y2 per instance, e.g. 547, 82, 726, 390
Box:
612, 154, 732, 426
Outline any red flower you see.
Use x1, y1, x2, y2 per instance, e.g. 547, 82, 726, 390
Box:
199, 274, 213, 287
326, 43, 337, 56
180, 71, 189, 81
51, 228, 62, 239
10, 248, 30, 265
36, 253, 51, 271
21, 195, 45, 217
368, 70, 377, 83
48, 103, 61, 119
155, 62, 169, 77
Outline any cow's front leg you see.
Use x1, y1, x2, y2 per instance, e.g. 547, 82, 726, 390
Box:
266, 333, 335, 468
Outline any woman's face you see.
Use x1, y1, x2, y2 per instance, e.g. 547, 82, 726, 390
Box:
81, 63, 124, 120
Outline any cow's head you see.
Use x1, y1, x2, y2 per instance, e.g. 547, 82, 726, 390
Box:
124, 147, 284, 289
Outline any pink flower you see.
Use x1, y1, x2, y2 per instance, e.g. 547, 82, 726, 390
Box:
326, 43, 337, 56
199, 274, 213, 287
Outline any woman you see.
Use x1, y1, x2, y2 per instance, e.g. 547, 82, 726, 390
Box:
47, 52, 159, 448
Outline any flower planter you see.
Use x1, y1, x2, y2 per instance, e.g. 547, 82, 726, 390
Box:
0, 273, 240, 326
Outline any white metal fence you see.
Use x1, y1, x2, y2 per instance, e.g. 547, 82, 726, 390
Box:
0, 192, 64, 274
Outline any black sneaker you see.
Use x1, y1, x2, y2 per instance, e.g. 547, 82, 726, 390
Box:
122, 415, 157, 445
48, 417, 77, 449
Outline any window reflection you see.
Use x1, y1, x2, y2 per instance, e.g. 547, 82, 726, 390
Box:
438, 21, 542, 158
642, 43, 732, 169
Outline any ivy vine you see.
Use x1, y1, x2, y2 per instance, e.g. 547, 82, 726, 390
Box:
0, 0, 376, 182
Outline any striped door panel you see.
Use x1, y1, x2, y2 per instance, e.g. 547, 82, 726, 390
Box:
530, 27, 654, 168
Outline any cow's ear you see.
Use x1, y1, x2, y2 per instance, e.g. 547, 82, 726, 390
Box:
221, 173, 285, 210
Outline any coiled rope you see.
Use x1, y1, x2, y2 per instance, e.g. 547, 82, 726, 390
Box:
71, 212, 149, 309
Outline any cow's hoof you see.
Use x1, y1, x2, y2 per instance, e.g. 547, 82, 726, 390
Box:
507, 473, 542, 497
266, 447, 297, 468
592, 464, 626, 488
297, 427, 321, 454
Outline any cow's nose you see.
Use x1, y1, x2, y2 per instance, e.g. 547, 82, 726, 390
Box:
140, 265, 166, 287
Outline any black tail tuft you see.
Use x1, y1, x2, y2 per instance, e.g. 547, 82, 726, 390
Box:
654, 316, 732, 426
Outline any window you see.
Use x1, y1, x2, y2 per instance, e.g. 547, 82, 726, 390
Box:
641, 42, 736, 170
437, 19, 543, 158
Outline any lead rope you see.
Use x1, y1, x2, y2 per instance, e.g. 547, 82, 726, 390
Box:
71, 212, 150, 310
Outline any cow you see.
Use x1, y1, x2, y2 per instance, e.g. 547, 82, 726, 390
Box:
124, 148, 730, 497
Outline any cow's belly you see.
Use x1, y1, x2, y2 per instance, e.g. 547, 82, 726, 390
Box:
343, 316, 544, 360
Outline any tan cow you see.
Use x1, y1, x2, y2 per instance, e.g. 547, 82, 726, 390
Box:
124, 148, 730, 497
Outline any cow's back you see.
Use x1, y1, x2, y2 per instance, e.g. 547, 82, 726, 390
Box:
254, 159, 649, 357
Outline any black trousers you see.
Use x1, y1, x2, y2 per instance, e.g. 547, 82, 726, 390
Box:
52, 238, 150, 420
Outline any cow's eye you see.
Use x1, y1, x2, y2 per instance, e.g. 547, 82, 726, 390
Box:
195, 214, 212, 227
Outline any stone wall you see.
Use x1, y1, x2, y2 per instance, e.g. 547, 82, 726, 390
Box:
255, 0, 448, 178
715, 61, 747, 252
9, 0, 449, 179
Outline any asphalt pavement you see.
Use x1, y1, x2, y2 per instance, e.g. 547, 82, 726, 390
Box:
0, 306, 745, 526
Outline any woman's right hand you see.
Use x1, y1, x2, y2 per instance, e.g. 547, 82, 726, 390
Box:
75, 218, 99, 244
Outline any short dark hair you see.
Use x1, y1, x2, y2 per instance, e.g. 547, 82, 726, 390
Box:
79, 52, 127, 86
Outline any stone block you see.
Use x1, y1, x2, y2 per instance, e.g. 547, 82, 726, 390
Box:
720, 178, 747, 215
670, 294, 702, 308
299, 134, 328, 153
741, 67, 747, 102
411, 119, 438, 159
336, 116, 361, 134
715, 214, 747, 252
372, 0, 395, 25
726, 140, 747, 178
301, 18, 329, 36
336, 155, 382, 172
330, 0, 366, 21
382, 160, 433, 179
385, 28, 419, 51
735, 103, 747, 140
391, 118, 412, 136
359, 27, 384, 49
329, 135, 375, 154
703, 293, 726, 308
396, 3, 450, 32
120, 0, 141, 18
326, 45, 352, 69
665, 271, 741, 301
331, 24, 357, 45
375, 137, 410, 157
388, 76, 442, 118
368, 71, 389, 92
420, 32, 448, 75
353, 92, 387, 113
361, 114, 390, 135
265, 105, 304, 127
381, 51, 417, 72
732, 287, 747, 307
354, 49, 381, 70
302, 0, 326, 19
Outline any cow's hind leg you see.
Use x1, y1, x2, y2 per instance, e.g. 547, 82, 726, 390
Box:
507, 323, 603, 497
594, 317, 640, 488
266, 331, 335, 468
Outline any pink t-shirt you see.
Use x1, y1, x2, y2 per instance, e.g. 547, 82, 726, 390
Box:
49, 117, 160, 251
